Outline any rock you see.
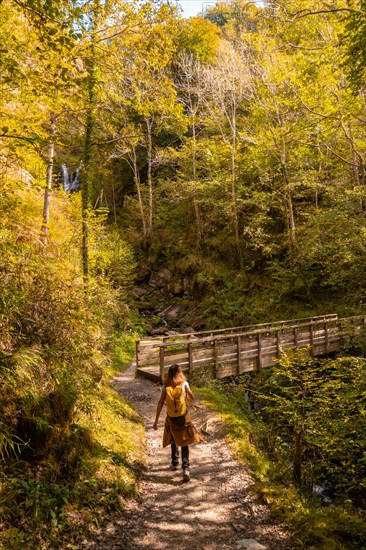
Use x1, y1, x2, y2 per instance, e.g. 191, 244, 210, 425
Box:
313, 484, 333, 506
236, 540, 267, 550
167, 276, 190, 295
151, 327, 170, 336
149, 268, 172, 288
135, 261, 152, 283
180, 326, 195, 334
159, 303, 188, 321
201, 417, 222, 435
133, 287, 149, 297
167, 278, 184, 295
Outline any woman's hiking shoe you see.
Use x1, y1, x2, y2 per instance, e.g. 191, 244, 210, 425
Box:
183, 468, 190, 482
171, 463, 179, 471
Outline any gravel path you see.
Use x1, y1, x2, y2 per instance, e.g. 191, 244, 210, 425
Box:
87, 363, 295, 550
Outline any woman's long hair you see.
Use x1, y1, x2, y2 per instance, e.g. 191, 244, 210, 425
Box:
164, 364, 186, 387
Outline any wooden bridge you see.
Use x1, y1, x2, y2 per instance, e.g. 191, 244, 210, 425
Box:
135, 314, 366, 383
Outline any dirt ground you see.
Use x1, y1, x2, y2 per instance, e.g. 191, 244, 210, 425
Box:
86, 363, 295, 550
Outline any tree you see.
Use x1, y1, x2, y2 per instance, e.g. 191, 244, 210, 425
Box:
176, 15, 220, 62
103, 7, 186, 247
203, 42, 253, 267
342, 3, 366, 90
0, 0, 83, 244
256, 350, 366, 491
174, 53, 206, 245
75, 0, 141, 286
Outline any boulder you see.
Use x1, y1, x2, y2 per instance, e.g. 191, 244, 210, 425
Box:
133, 287, 149, 297
149, 267, 172, 288
159, 303, 188, 321
236, 540, 267, 550
150, 327, 170, 336
167, 276, 190, 295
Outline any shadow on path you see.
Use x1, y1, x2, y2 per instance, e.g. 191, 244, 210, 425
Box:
86, 363, 294, 550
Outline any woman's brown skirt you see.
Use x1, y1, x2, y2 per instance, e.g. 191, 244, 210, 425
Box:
162, 413, 202, 448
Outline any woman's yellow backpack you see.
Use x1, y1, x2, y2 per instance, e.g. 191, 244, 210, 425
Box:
165, 383, 188, 417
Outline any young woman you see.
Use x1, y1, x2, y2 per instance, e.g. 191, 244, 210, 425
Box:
153, 364, 201, 482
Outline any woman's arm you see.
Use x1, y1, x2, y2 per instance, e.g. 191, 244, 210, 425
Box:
153, 388, 166, 430
186, 387, 194, 401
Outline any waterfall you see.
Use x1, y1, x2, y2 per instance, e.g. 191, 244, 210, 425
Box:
60, 164, 82, 192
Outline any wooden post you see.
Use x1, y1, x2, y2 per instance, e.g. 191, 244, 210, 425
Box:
310, 323, 314, 356
135, 340, 140, 369
159, 346, 165, 383
213, 339, 218, 379
257, 333, 263, 370
324, 321, 329, 353
237, 335, 242, 375
188, 342, 193, 378
338, 319, 344, 349
293, 327, 298, 348
276, 330, 281, 359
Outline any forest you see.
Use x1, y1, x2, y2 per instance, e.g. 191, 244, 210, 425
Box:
1, 0, 366, 548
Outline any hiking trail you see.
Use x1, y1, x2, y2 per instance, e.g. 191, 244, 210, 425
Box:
86, 362, 295, 550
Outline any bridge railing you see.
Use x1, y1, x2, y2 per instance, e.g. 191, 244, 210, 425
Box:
136, 315, 366, 382
135, 314, 338, 375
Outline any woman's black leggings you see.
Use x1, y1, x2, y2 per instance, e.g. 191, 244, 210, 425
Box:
169, 414, 190, 468
171, 443, 189, 468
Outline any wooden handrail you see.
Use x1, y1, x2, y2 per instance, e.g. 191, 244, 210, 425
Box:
136, 313, 338, 344
155, 317, 342, 350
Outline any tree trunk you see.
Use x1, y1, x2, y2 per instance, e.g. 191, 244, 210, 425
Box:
285, 180, 296, 246
231, 129, 243, 269
112, 181, 117, 226
293, 430, 303, 485
82, 38, 97, 292
41, 112, 56, 242
145, 116, 154, 244
348, 123, 364, 213
130, 147, 148, 244
192, 122, 203, 246
340, 118, 364, 213
280, 137, 296, 247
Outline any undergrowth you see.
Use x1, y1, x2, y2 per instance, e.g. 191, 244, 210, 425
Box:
0, 384, 145, 550
198, 382, 366, 550
0, 182, 145, 549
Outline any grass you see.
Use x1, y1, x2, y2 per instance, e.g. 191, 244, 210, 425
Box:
0, 383, 145, 550
0, 183, 147, 550
197, 381, 366, 550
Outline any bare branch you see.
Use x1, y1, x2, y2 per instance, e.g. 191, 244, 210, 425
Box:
270, 3, 360, 23
0, 133, 40, 143
12, 0, 51, 22
294, 91, 340, 122
323, 143, 358, 167
281, 42, 324, 51
93, 134, 141, 146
